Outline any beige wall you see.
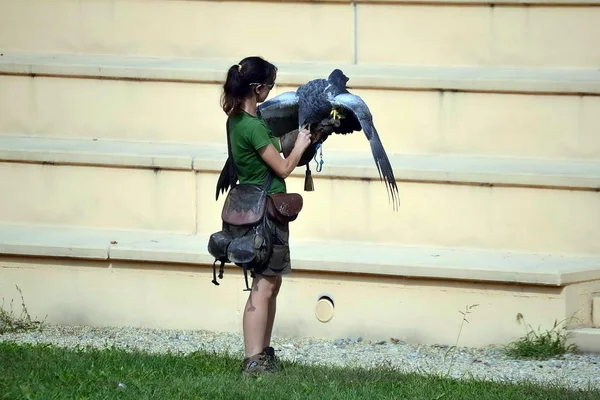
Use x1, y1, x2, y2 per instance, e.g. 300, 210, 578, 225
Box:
2, 75, 599, 160
2, 1, 600, 68
0, 161, 597, 255
0, 0, 599, 350
1, 257, 584, 348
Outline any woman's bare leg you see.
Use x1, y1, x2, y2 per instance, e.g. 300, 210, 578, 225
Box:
243, 274, 279, 358
263, 276, 282, 347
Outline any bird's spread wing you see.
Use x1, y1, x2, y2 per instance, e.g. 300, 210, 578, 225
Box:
331, 93, 400, 210
257, 91, 299, 137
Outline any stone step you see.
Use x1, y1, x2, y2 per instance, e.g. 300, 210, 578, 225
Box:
1, 1, 599, 69
3, 52, 600, 94
0, 223, 598, 348
1, 136, 599, 189
594, 297, 600, 328
0, 136, 599, 255
1, 224, 599, 286
567, 329, 600, 354
1, 53, 600, 160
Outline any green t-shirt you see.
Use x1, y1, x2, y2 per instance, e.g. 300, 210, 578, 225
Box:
229, 111, 286, 195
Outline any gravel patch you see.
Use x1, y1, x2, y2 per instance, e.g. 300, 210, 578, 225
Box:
2, 324, 599, 391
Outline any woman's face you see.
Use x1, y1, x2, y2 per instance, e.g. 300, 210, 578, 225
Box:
256, 84, 273, 102
255, 72, 276, 103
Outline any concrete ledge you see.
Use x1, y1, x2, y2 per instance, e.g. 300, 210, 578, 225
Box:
276, 240, 600, 286
116, 236, 600, 285
0, 136, 598, 190
2, 52, 600, 95
0, 225, 111, 260
0, 136, 212, 170
0, 224, 599, 286
219, 0, 600, 4
567, 328, 600, 353
267, 151, 600, 190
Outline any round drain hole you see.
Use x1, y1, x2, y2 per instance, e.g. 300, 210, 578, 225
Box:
315, 295, 335, 323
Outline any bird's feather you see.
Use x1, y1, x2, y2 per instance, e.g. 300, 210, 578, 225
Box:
215, 69, 400, 210
331, 93, 400, 210
257, 91, 300, 137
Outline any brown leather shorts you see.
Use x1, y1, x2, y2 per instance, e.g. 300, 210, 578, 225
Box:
255, 218, 291, 277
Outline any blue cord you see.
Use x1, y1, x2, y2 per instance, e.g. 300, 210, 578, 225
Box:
313, 143, 323, 172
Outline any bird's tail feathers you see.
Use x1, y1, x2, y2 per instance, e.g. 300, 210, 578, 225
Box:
215, 157, 237, 201
366, 126, 400, 211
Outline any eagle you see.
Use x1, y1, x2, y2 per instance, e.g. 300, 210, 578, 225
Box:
215, 69, 400, 211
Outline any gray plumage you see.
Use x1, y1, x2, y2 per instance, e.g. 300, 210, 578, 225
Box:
257, 69, 400, 210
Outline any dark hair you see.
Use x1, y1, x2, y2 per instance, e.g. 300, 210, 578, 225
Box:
221, 56, 277, 116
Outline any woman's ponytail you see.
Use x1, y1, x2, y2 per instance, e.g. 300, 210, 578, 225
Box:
221, 56, 277, 116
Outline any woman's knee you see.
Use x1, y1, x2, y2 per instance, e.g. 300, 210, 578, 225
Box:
252, 275, 280, 300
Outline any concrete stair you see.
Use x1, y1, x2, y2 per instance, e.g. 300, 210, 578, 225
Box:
1, 53, 600, 161
3, 224, 600, 285
1, 0, 599, 352
1, 223, 599, 347
2, 0, 599, 68
568, 329, 600, 354
0, 135, 598, 254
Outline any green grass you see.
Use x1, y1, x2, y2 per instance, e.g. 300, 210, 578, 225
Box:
0, 286, 45, 335
1, 342, 598, 400
504, 314, 578, 360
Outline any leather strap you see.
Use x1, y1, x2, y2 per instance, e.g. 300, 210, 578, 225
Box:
225, 117, 238, 191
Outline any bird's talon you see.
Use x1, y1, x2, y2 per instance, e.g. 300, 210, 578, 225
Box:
329, 109, 341, 120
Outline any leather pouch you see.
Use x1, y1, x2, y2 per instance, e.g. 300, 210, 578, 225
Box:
267, 193, 303, 223
222, 184, 268, 226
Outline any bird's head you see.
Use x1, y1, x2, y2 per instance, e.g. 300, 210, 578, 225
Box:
328, 69, 349, 88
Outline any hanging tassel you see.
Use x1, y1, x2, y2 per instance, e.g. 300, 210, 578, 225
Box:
304, 164, 314, 191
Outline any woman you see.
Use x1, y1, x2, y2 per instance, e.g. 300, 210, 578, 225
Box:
220, 56, 312, 375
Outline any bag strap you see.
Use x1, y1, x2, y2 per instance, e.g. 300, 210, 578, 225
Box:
225, 117, 238, 191
262, 168, 274, 192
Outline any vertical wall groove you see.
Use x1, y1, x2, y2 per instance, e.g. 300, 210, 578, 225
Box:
352, 1, 358, 64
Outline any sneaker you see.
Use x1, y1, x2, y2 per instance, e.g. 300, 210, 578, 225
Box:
262, 346, 280, 372
241, 352, 272, 376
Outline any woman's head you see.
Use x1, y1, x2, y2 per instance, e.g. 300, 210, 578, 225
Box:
221, 56, 278, 115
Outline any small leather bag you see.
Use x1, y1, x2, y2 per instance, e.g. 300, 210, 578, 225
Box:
208, 173, 274, 291
266, 193, 303, 224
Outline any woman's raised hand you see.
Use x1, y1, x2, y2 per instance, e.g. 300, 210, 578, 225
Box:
295, 128, 312, 151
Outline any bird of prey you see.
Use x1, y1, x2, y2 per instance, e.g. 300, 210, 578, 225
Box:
216, 69, 400, 211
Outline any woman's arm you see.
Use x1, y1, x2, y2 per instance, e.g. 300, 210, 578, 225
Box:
279, 117, 339, 158
258, 129, 312, 179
